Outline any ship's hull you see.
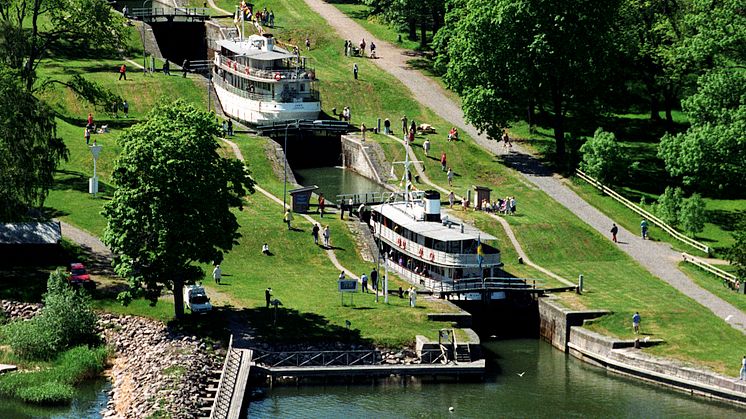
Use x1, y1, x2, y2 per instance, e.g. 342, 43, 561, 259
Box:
214, 82, 321, 124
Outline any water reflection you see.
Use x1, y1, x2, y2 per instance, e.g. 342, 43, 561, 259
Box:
0, 378, 111, 419
248, 339, 743, 418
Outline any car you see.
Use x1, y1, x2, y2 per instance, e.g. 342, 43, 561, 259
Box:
184, 285, 212, 313
68, 262, 95, 290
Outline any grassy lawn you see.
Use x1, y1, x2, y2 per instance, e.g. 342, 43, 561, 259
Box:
678, 262, 746, 314
332, 3, 425, 51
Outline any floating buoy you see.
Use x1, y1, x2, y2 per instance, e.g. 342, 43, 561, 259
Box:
449, 407, 454, 412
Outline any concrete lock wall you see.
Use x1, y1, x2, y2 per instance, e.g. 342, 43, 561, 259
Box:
537, 296, 609, 352
340, 135, 381, 183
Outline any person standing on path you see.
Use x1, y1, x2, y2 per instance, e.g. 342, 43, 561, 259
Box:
118, 64, 127, 80
182, 59, 189, 78
501, 130, 512, 149
361, 273, 368, 293
632, 312, 641, 334
312, 223, 320, 245
610, 223, 619, 243
361, 123, 367, 141
323, 225, 330, 247
122, 100, 129, 118
370, 267, 378, 291
318, 194, 326, 217
448, 191, 455, 208
227, 120, 233, 136
423, 138, 431, 157
283, 208, 293, 230
409, 287, 417, 307
384, 118, 391, 134
305, 36, 311, 50
359, 38, 366, 57
163, 59, 170, 75
740, 355, 746, 380
401, 116, 408, 136
265, 287, 272, 308
212, 264, 222, 285
339, 270, 345, 280
447, 167, 454, 186
640, 219, 649, 240
353, 63, 358, 80
440, 152, 447, 171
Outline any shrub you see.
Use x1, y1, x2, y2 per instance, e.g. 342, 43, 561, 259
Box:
680, 193, 706, 237
655, 186, 684, 225
2, 269, 98, 360
0, 345, 107, 405
579, 128, 625, 184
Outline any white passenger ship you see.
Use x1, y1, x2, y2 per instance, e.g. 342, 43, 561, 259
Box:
212, 34, 321, 124
369, 190, 502, 293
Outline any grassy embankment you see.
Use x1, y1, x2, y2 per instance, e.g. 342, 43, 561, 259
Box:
245, 0, 746, 374
328, 3, 744, 259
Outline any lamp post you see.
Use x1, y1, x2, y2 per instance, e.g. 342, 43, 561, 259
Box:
89, 143, 103, 197
282, 121, 299, 212
141, 0, 152, 75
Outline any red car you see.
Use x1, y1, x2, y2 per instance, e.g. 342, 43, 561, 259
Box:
68, 263, 95, 290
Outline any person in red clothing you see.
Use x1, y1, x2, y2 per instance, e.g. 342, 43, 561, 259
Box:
119, 64, 127, 80
440, 152, 447, 172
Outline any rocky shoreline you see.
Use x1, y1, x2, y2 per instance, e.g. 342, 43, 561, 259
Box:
1, 300, 222, 418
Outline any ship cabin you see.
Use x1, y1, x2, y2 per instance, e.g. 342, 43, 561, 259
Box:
212, 34, 319, 104
369, 191, 502, 291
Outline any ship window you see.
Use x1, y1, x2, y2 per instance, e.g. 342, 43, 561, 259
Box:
447, 241, 461, 253
433, 240, 446, 251
424, 237, 433, 248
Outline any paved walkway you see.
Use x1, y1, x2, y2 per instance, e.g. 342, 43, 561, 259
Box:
305, 0, 746, 334
59, 221, 114, 275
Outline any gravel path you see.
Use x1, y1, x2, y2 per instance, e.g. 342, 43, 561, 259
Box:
305, 0, 746, 334
59, 221, 114, 275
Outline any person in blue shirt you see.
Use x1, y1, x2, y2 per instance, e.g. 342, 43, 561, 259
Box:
640, 219, 649, 240
632, 312, 641, 334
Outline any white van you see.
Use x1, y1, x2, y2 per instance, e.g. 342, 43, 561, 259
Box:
184, 285, 213, 313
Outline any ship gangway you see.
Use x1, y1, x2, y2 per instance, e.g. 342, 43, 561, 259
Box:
207, 336, 253, 419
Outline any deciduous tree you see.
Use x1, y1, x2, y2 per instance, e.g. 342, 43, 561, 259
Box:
102, 101, 255, 318
679, 193, 706, 237
579, 128, 626, 184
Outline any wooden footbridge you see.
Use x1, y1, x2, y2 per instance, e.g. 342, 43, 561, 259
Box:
206, 336, 253, 419
129, 7, 212, 22
438, 277, 577, 300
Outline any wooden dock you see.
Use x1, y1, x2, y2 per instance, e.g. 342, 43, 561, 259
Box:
254, 359, 485, 378
208, 337, 253, 419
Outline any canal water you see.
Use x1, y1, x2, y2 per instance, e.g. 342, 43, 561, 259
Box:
0, 378, 111, 418
248, 339, 743, 418
294, 166, 388, 204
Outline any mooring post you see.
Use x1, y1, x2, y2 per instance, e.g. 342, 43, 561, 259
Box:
577, 274, 583, 294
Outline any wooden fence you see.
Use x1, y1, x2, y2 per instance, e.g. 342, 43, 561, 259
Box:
575, 169, 711, 255
681, 253, 740, 288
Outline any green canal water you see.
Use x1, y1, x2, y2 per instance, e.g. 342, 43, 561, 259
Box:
294, 166, 388, 204
0, 378, 111, 418
248, 339, 744, 418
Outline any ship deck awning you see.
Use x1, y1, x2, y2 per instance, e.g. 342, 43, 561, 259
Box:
372, 203, 496, 242
217, 40, 295, 60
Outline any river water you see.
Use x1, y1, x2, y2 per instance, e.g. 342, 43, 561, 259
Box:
0, 378, 111, 418
248, 339, 743, 418
295, 166, 388, 204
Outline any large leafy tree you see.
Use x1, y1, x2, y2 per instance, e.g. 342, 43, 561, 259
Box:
0, 66, 67, 220
658, 0, 746, 193
0, 0, 127, 91
438, 0, 619, 161
102, 101, 255, 318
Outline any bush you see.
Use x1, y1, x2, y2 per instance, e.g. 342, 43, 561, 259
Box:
1, 269, 98, 360
0, 346, 107, 405
579, 128, 625, 184
655, 186, 684, 225
680, 193, 706, 237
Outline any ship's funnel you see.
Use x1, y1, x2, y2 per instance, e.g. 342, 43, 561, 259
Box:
423, 190, 441, 222
263, 33, 275, 51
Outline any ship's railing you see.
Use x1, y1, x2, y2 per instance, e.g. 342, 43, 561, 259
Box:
375, 224, 501, 267
212, 76, 320, 103
216, 55, 316, 82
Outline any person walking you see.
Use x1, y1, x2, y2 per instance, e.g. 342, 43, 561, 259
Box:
227, 120, 233, 136
353, 63, 358, 80
359, 39, 366, 57
118, 64, 127, 80
323, 225, 330, 247
319, 194, 326, 217
370, 267, 378, 291
632, 312, 641, 334
312, 223, 320, 245
401, 116, 408, 136
87, 112, 94, 129
448, 191, 455, 209
265, 287, 272, 308
305, 36, 311, 50
640, 218, 649, 240
163, 59, 170, 75
447, 167, 454, 186
610, 223, 619, 243
361, 273, 368, 293
361, 123, 367, 141
283, 208, 293, 230
338, 270, 346, 280
182, 59, 189, 78
502, 130, 512, 149
440, 152, 447, 171
740, 355, 746, 381
84, 127, 91, 145
212, 264, 222, 285
409, 287, 417, 307
122, 100, 129, 118
423, 138, 431, 157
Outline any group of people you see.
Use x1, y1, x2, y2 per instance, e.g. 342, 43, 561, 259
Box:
479, 196, 517, 215
609, 218, 650, 243
344, 39, 376, 58
238, 1, 274, 27
311, 223, 332, 247
221, 119, 234, 136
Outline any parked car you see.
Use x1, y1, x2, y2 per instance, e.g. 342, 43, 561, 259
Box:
68, 262, 95, 290
184, 285, 212, 313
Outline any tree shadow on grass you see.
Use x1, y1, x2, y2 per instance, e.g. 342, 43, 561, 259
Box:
237, 306, 373, 347
707, 209, 746, 233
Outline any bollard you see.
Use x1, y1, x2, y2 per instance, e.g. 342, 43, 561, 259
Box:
577, 274, 583, 294
377, 118, 381, 133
